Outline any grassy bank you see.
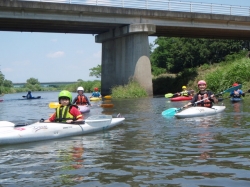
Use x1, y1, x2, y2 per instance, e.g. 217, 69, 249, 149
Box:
111, 80, 148, 98
153, 51, 250, 95
187, 51, 250, 93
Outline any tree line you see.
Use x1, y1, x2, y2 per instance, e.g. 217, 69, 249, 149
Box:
150, 37, 248, 76
0, 68, 101, 94
0, 70, 13, 94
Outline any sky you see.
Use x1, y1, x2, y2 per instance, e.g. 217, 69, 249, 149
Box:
1, 0, 250, 83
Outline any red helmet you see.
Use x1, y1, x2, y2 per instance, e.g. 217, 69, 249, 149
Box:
94, 87, 98, 91
198, 80, 206, 86
232, 83, 239, 87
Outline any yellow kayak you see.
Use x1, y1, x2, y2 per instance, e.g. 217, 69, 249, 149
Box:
90, 97, 102, 101
103, 95, 112, 99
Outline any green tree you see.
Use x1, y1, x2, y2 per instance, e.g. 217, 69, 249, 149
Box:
89, 64, 101, 78
0, 70, 13, 94
0, 70, 4, 84
3, 79, 13, 87
25, 78, 41, 91
150, 37, 245, 75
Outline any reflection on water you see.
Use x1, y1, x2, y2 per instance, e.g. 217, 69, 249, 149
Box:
0, 92, 250, 186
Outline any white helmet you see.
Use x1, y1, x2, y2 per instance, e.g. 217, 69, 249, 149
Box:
77, 86, 84, 91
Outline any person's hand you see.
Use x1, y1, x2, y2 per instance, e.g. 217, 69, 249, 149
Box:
66, 119, 73, 123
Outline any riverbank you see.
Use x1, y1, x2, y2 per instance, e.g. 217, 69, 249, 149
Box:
153, 51, 250, 95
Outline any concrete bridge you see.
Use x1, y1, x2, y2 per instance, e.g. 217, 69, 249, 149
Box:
1, 0, 250, 95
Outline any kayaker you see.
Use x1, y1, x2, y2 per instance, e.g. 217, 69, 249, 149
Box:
175, 86, 191, 97
44, 90, 83, 123
72, 87, 92, 106
184, 80, 218, 108
230, 83, 245, 98
90, 87, 102, 98
26, 91, 33, 99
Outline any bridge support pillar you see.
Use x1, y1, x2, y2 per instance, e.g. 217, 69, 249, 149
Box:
95, 24, 156, 96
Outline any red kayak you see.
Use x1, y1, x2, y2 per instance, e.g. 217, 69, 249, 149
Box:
170, 96, 192, 101
0, 99, 3, 102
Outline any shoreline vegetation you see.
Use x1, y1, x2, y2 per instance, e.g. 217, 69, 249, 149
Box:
153, 50, 250, 96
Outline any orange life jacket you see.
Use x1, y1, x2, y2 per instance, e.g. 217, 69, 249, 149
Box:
197, 92, 212, 108
76, 95, 88, 105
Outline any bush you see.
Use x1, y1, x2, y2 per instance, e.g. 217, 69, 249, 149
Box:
112, 80, 148, 98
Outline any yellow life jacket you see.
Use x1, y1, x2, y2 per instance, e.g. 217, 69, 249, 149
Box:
55, 105, 76, 122
181, 90, 189, 96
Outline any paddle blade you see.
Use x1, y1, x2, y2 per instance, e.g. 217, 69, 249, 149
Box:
221, 84, 242, 94
161, 108, 177, 116
49, 102, 60, 108
165, 93, 174, 98
103, 95, 112, 99
100, 104, 114, 108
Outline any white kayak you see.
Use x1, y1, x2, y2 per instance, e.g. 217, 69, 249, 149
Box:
0, 115, 125, 145
175, 106, 226, 119
78, 105, 90, 113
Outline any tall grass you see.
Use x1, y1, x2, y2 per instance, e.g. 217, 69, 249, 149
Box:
194, 56, 250, 93
111, 80, 148, 98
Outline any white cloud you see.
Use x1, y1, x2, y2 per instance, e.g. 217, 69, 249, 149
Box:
46, 51, 64, 58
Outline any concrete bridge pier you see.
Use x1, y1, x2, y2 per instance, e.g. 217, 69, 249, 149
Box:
95, 24, 156, 96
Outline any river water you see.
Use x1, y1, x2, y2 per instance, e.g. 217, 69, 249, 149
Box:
0, 91, 250, 187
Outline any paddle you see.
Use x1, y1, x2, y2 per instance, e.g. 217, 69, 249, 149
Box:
162, 84, 242, 116
39, 118, 85, 124
49, 102, 60, 108
48, 102, 114, 108
162, 97, 209, 116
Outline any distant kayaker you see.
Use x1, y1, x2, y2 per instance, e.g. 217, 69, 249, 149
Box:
26, 91, 33, 99
90, 87, 102, 98
184, 80, 218, 108
230, 83, 245, 98
72, 87, 92, 106
44, 90, 83, 123
174, 86, 192, 97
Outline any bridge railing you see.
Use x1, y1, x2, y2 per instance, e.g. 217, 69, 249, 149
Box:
20, 0, 250, 16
